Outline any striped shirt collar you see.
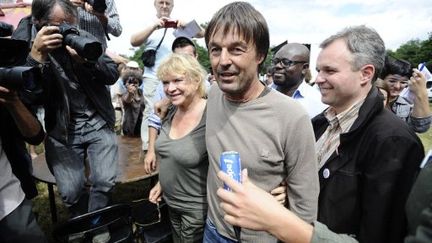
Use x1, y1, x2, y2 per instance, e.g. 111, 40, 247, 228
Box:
324, 99, 365, 134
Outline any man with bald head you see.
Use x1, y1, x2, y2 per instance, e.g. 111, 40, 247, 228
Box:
273, 43, 327, 117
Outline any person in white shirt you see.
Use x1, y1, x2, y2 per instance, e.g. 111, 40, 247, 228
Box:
273, 43, 327, 118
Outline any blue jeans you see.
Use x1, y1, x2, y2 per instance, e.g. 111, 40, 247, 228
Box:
203, 219, 237, 243
45, 124, 118, 216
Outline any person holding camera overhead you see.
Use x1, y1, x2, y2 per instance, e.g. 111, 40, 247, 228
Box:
130, 0, 204, 154
13, 0, 119, 242
69, 0, 122, 50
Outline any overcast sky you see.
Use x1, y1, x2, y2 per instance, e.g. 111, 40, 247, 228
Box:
108, 0, 432, 58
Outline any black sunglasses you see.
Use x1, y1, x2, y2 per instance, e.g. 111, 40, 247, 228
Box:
272, 58, 307, 67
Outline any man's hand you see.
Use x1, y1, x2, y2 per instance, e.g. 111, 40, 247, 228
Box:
126, 83, 137, 94
154, 98, 171, 119
65, 45, 86, 64
409, 69, 428, 99
0, 85, 19, 107
149, 181, 162, 204
144, 149, 157, 174
271, 182, 287, 205
30, 25, 63, 62
69, 0, 85, 8
217, 169, 287, 231
217, 169, 314, 243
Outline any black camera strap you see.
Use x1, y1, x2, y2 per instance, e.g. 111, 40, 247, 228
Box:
155, 28, 167, 52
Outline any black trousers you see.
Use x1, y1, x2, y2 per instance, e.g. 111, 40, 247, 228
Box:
0, 199, 47, 243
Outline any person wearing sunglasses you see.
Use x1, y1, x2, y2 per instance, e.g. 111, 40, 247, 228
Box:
381, 55, 431, 133
272, 43, 327, 118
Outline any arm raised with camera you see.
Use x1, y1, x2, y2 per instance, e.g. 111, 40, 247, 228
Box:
130, 18, 166, 47
70, 0, 122, 38
30, 25, 63, 63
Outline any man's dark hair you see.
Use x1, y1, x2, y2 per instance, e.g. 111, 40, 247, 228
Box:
32, 0, 77, 26
172, 37, 196, 55
380, 55, 412, 79
122, 71, 143, 86
204, 1, 270, 65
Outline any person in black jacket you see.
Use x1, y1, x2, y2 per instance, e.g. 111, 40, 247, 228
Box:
0, 78, 46, 242
13, 1, 119, 236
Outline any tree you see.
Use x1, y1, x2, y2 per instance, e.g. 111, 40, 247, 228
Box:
129, 45, 145, 69
388, 33, 432, 69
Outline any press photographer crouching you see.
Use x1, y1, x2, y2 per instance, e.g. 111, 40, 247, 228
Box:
12, 0, 119, 242
0, 36, 47, 242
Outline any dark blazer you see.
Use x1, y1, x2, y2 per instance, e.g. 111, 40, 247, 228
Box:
313, 87, 424, 243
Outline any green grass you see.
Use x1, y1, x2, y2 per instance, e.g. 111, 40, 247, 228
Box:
418, 131, 432, 152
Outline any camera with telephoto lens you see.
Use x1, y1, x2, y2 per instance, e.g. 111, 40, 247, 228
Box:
58, 23, 103, 62
85, 0, 107, 13
0, 38, 40, 91
0, 22, 14, 37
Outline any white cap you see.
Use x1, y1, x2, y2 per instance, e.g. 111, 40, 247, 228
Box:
126, 61, 139, 68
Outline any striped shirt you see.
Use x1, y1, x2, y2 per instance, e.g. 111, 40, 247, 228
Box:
316, 99, 365, 168
77, 0, 122, 49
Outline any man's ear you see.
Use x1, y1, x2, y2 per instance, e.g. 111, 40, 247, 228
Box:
302, 63, 309, 74
360, 64, 375, 85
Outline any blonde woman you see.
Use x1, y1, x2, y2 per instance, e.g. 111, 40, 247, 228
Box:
148, 53, 208, 242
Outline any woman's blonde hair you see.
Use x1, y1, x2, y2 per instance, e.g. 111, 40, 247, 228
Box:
157, 53, 207, 98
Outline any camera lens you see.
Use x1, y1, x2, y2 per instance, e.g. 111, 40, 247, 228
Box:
0, 66, 39, 90
59, 23, 103, 62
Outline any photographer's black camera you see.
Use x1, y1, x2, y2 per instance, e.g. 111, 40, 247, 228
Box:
0, 38, 40, 90
86, 0, 107, 13
58, 23, 103, 62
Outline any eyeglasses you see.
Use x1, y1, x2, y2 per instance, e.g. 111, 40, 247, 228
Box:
272, 58, 307, 67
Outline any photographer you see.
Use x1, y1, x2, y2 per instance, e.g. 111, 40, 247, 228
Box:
13, 0, 119, 241
0, 67, 46, 242
121, 71, 145, 137
69, 0, 122, 50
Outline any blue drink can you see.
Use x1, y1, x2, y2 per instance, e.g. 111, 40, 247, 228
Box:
220, 151, 242, 191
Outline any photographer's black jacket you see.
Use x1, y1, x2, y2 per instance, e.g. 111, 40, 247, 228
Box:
13, 17, 119, 143
0, 106, 45, 199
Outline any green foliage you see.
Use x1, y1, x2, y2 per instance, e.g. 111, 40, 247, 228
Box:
129, 45, 145, 69
389, 33, 432, 68
260, 49, 274, 75
196, 42, 211, 72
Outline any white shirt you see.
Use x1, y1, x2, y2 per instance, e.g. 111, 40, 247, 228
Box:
0, 137, 25, 220
143, 23, 176, 80
292, 81, 328, 118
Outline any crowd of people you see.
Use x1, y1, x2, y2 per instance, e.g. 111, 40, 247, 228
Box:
1, 0, 432, 243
